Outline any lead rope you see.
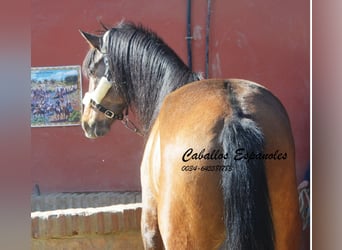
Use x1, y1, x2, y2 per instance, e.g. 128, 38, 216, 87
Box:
121, 116, 144, 137
119, 105, 144, 137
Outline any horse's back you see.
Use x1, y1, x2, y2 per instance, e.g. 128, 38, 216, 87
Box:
144, 79, 300, 249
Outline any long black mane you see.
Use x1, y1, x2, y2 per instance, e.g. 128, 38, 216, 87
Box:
83, 22, 200, 133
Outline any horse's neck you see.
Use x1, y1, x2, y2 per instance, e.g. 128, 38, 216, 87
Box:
130, 68, 196, 133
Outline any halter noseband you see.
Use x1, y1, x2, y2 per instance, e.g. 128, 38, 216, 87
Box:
89, 99, 125, 120
82, 77, 126, 120
82, 54, 125, 120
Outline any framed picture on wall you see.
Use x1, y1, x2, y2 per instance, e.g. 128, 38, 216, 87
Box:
31, 65, 83, 127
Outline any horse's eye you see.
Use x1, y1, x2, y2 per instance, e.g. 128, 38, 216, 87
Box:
88, 69, 96, 77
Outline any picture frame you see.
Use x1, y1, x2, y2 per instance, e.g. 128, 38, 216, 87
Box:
31, 65, 83, 127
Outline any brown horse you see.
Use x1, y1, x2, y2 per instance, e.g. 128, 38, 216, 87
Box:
80, 22, 301, 250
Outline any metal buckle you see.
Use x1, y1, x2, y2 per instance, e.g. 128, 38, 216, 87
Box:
90, 99, 97, 109
104, 110, 115, 119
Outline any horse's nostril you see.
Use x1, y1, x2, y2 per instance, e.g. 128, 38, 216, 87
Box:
82, 121, 88, 131
82, 121, 97, 139
82, 120, 94, 132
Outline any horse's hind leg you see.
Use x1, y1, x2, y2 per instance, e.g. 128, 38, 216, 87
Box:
140, 119, 164, 249
141, 192, 163, 250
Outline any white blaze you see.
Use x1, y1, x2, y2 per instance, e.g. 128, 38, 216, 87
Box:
82, 30, 112, 106
82, 92, 92, 105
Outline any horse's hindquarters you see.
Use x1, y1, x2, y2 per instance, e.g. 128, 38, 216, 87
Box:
141, 79, 301, 249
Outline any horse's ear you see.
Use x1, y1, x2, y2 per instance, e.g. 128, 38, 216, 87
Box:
98, 20, 109, 31
79, 30, 101, 51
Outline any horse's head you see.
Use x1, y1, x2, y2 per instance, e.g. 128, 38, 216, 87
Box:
80, 30, 127, 139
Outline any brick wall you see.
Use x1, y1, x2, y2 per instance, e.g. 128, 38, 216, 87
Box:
31, 192, 143, 250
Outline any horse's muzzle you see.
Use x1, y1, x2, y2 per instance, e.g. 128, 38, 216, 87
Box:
82, 120, 110, 139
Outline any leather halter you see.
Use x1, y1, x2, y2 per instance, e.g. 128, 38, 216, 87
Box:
85, 54, 144, 136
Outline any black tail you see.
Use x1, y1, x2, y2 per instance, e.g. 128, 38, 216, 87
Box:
219, 82, 274, 250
